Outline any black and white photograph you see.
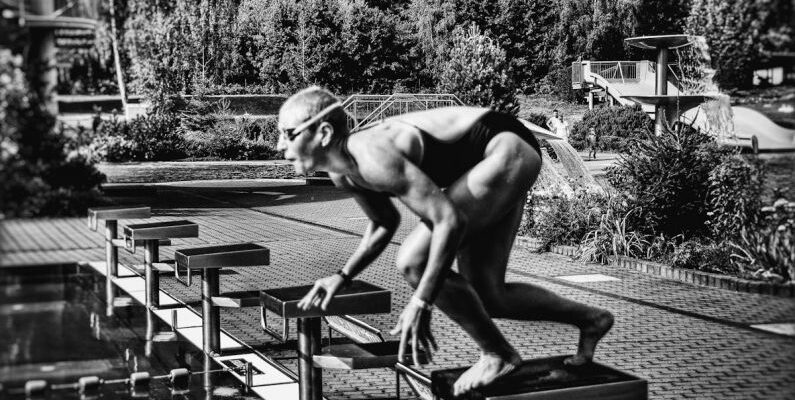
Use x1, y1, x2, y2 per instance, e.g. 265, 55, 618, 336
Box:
1, 0, 793, 399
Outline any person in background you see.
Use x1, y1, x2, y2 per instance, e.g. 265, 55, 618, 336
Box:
546, 109, 563, 138
558, 113, 570, 141
587, 127, 599, 160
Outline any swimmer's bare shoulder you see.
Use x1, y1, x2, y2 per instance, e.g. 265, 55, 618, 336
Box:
340, 126, 418, 194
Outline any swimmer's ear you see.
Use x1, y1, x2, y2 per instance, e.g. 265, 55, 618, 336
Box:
319, 121, 334, 147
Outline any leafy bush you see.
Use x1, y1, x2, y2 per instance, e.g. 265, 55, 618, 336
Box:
436, 24, 519, 116
539, 63, 579, 103
89, 93, 282, 162
524, 112, 547, 127
92, 113, 186, 161
607, 124, 730, 239
529, 190, 606, 250
184, 118, 279, 160
671, 239, 737, 275
569, 105, 652, 151
578, 194, 649, 263
1, 50, 105, 217
706, 155, 766, 239
730, 196, 794, 283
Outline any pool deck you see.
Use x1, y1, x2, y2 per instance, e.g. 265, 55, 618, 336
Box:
1, 182, 794, 400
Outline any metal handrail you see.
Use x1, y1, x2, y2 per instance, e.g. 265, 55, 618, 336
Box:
342, 93, 464, 131
588, 61, 641, 83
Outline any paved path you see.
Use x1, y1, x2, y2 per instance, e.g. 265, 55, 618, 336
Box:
1, 183, 794, 399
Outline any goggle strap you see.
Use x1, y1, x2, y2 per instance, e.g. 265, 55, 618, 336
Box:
290, 102, 343, 135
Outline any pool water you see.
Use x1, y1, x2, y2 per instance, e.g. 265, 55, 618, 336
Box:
0, 264, 256, 399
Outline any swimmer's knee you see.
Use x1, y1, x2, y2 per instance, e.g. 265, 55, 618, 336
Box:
395, 253, 424, 287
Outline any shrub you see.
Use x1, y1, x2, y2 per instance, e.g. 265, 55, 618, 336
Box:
529, 190, 607, 250
730, 196, 795, 283
90, 94, 282, 162
1, 50, 105, 217
540, 63, 579, 103
436, 24, 519, 116
671, 239, 737, 275
569, 105, 652, 151
606, 124, 730, 239
518, 195, 535, 236
578, 194, 648, 263
184, 118, 278, 160
706, 155, 766, 239
524, 112, 547, 127
92, 113, 186, 161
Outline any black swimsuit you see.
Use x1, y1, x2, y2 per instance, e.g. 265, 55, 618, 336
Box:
416, 111, 542, 187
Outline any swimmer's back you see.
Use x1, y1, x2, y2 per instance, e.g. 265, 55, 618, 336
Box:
381, 106, 491, 143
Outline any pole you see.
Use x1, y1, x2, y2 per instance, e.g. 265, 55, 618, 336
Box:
104, 220, 118, 317
27, 0, 57, 114
108, 0, 127, 108
144, 240, 159, 351
655, 47, 669, 135
297, 317, 322, 400
202, 269, 220, 356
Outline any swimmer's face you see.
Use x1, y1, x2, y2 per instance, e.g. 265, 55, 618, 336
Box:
277, 105, 328, 175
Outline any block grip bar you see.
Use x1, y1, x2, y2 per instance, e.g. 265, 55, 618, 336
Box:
175, 262, 192, 287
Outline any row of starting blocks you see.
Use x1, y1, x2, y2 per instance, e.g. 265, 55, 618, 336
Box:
83, 205, 649, 400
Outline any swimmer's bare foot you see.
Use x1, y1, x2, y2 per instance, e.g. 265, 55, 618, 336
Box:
565, 310, 614, 366
452, 351, 522, 396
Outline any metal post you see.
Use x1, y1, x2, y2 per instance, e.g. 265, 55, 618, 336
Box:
144, 240, 159, 345
145, 240, 160, 308
202, 268, 220, 356
310, 318, 321, 400
297, 317, 322, 400
104, 220, 118, 317
203, 352, 214, 393
656, 47, 668, 96
654, 47, 669, 136
27, 0, 58, 114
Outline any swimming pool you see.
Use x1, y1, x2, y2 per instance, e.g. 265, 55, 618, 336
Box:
0, 264, 254, 399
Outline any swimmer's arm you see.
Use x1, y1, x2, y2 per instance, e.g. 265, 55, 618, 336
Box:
367, 157, 465, 304
330, 173, 400, 281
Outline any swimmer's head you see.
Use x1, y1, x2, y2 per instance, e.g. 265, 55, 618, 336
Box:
279, 86, 349, 139
277, 86, 350, 175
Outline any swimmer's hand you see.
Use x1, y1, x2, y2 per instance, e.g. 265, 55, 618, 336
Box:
297, 274, 345, 311
390, 298, 438, 367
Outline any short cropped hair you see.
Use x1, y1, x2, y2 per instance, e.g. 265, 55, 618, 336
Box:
280, 86, 349, 139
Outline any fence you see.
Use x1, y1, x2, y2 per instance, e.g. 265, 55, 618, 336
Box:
587, 61, 645, 83
342, 93, 464, 131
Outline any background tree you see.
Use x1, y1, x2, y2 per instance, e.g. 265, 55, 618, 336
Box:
686, 0, 792, 89
437, 25, 519, 115
339, 0, 407, 93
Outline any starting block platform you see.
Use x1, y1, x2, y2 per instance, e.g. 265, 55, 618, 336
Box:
82, 260, 300, 400
430, 355, 647, 400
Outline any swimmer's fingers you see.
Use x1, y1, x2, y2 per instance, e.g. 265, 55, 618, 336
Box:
425, 313, 438, 351
411, 322, 421, 367
297, 282, 322, 310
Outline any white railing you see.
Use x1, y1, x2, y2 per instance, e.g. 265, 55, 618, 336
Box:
342, 93, 464, 131
586, 61, 650, 83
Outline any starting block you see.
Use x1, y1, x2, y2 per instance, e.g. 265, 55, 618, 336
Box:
173, 243, 270, 356
123, 220, 199, 348
427, 355, 647, 400
87, 205, 152, 317
261, 280, 391, 400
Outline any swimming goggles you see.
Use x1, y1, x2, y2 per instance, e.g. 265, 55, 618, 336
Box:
280, 102, 342, 141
